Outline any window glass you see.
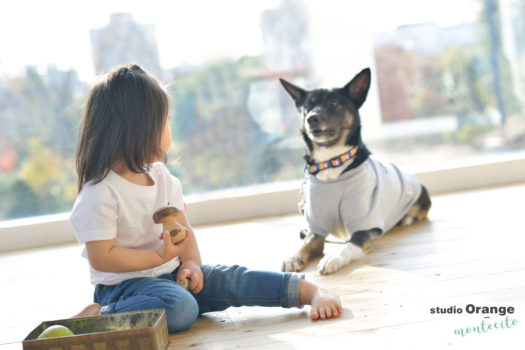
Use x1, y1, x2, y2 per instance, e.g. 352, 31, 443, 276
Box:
1, 0, 524, 220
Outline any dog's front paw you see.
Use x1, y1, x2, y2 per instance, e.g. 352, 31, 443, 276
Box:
317, 254, 344, 275
282, 257, 304, 272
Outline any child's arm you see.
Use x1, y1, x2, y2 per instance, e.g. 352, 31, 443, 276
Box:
174, 211, 201, 265
85, 230, 188, 273
172, 211, 204, 293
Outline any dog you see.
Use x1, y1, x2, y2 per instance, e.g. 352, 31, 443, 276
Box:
279, 68, 432, 275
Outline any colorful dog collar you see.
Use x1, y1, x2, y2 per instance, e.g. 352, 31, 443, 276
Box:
308, 145, 359, 175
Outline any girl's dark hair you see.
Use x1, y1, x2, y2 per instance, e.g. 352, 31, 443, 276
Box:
76, 64, 169, 192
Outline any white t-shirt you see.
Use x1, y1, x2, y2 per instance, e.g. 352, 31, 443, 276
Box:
70, 162, 185, 286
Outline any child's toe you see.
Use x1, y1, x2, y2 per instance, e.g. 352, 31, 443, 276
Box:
311, 308, 319, 320
330, 305, 339, 317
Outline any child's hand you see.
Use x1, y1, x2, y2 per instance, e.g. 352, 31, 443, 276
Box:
177, 260, 203, 294
157, 230, 188, 262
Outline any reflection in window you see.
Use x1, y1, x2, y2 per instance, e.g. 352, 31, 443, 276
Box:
0, 0, 524, 220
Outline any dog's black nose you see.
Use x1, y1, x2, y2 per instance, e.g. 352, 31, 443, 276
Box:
306, 113, 320, 127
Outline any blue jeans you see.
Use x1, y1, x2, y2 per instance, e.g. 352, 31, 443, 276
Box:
94, 264, 304, 333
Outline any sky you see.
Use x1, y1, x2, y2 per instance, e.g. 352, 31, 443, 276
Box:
0, 0, 478, 82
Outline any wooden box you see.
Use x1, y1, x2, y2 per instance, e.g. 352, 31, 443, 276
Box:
22, 309, 169, 350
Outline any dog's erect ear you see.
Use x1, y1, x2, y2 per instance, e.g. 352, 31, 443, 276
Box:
279, 78, 307, 107
344, 68, 371, 109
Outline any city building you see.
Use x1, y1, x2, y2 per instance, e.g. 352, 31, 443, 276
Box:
90, 13, 163, 77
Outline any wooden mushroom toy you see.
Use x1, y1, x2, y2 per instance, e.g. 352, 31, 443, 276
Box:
153, 206, 187, 244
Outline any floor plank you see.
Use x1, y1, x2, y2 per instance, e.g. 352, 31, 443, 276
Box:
1, 183, 524, 349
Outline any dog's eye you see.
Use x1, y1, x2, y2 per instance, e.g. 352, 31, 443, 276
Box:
329, 100, 339, 109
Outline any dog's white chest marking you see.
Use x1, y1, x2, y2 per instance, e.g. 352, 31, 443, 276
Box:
315, 167, 348, 181
312, 146, 355, 181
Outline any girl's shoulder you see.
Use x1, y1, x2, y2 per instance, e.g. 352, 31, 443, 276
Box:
77, 176, 119, 205
150, 161, 169, 174
71, 177, 119, 226
150, 162, 182, 185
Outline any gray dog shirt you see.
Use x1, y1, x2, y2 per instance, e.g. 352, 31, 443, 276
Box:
303, 157, 422, 239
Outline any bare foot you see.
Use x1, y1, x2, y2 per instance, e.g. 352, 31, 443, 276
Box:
72, 303, 101, 318
310, 288, 342, 320
299, 280, 342, 320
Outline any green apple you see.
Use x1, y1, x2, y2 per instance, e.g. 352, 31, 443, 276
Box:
37, 325, 74, 339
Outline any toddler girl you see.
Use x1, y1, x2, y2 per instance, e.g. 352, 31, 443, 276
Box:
70, 64, 342, 333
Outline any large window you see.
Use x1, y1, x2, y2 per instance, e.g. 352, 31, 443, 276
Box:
1, 0, 524, 221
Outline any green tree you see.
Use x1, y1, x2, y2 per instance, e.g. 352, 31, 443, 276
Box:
0, 67, 85, 219
169, 57, 287, 193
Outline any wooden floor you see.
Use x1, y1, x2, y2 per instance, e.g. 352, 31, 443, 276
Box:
1, 183, 524, 349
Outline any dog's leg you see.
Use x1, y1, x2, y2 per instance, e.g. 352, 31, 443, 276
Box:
317, 229, 379, 275
282, 231, 325, 272
397, 185, 432, 226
